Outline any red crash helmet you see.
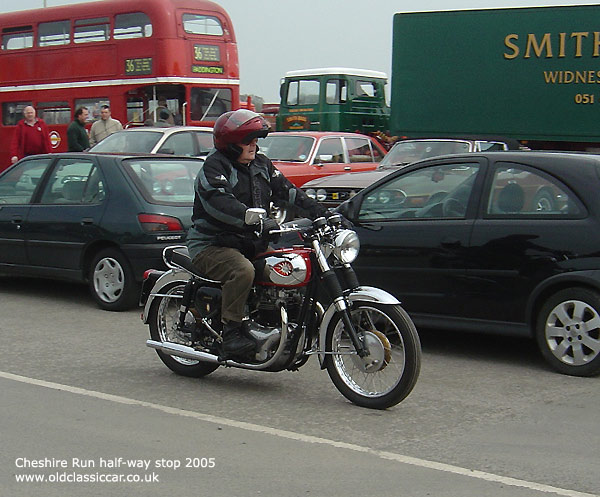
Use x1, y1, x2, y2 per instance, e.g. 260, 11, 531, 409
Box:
213, 109, 270, 152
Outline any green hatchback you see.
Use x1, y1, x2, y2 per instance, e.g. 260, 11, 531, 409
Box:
0, 153, 201, 310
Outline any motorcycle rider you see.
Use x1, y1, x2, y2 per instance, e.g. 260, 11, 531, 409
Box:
187, 109, 328, 358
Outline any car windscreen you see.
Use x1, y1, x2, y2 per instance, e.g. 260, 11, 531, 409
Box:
122, 158, 203, 204
379, 140, 471, 168
258, 135, 315, 162
89, 131, 162, 153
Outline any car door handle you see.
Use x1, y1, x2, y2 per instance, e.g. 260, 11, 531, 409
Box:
344, 166, 351, 171
11, 216, 23, 223
81, 217, 94, 225
441, 238, 462, 248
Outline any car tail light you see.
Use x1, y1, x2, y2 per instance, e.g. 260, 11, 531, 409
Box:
138, 214, 183, 232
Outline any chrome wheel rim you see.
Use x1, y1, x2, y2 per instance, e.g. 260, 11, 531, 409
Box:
157, 285, 199, 366
93, 257, 125, 303
545, 299, 600, 366
332, 306, 406, 398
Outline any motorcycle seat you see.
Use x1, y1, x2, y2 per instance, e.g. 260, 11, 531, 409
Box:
165, 246, 221, 284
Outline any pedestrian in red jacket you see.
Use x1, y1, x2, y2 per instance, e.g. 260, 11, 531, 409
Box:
10, 106, 52, 165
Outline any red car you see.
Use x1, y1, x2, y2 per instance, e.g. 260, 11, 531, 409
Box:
257, 131, 387, 187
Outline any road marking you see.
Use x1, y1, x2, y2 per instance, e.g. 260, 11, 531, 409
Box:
1, 370, 597, 497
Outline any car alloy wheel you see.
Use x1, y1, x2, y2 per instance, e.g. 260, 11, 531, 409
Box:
537, 287, 600, 376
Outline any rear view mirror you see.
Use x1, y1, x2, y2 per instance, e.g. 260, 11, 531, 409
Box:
158, 148, 175, 155
245, 207, 267, 225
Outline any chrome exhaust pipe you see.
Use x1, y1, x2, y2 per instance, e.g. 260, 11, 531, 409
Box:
147, 306, 291, 370
146, 340, 221, 364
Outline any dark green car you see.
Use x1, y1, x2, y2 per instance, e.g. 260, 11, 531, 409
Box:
0, 153, 201, 310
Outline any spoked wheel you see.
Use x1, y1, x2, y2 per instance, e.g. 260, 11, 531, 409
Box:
324, 302, 421, 409
148, 282, 220, 378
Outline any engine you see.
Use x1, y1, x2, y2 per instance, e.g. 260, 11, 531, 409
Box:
249, 285, 304, 327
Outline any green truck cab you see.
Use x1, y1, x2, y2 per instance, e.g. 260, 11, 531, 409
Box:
392, 6, 600, 151
276, 68, 390, 134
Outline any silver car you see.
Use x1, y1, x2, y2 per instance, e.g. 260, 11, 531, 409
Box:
89, 126, 214, 158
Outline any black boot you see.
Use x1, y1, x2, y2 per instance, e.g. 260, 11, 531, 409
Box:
221, 321, 255, 358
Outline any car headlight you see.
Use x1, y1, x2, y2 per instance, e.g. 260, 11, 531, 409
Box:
317, 189, 327, 202
333, 229, 360, 263
305, 188, 316, 200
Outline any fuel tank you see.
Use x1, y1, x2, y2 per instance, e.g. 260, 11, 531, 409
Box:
254, 247, 312, 287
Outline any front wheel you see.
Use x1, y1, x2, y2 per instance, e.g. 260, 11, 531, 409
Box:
324, 302, 421, 409
148, 282, 220, 378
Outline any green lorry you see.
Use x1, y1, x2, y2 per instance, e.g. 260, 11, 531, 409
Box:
276, 68, 390, 134
391, 5, 600, 151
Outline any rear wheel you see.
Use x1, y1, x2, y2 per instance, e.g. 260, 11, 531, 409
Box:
89, 248, 139, 311
536, 287, 600, 377
148, 282, 220, 378
324, 302, 421, 409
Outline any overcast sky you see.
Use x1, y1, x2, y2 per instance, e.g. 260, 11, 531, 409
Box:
2, 0, 597, 102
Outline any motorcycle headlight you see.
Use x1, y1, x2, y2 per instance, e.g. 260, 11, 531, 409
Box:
333, 229, 360, 263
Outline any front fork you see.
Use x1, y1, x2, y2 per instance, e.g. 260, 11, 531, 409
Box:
312, 240, 367, 358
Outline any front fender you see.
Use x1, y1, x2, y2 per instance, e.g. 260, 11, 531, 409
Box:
317, 286, 401, 367
142, 269, 190, 323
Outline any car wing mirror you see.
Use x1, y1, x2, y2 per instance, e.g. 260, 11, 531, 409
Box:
245, 207, 267, 225
158, 147, 175, 155
316, 154, 333, 166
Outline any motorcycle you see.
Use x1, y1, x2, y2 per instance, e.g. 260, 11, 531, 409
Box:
141, 209, 421, 409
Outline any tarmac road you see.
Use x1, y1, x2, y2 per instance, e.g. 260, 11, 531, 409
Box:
1, 276, 599, 497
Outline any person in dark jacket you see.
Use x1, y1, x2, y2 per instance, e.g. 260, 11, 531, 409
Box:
187, 109, 327, 358
67, 107, 90, 151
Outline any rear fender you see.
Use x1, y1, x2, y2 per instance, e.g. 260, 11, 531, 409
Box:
317, 286, 400, 367
141, 269, 190, 323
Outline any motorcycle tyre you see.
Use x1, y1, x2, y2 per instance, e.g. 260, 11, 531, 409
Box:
324, 302, 421, 410
148, 282, 220, 378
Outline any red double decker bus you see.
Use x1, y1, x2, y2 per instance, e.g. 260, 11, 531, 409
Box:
0, 0, 240, 170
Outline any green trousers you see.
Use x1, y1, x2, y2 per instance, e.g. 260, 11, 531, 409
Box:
192, 246, 255, 323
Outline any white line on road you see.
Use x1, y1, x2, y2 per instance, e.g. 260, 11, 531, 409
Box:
2, 370, 597, 497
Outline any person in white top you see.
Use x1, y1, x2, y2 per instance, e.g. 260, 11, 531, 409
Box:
89, 105, 122, 146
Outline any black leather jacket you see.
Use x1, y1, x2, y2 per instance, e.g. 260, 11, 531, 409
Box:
187, 149, 326, 259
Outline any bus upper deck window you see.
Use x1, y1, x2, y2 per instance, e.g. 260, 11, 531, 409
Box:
115, 13, 152, 39
74, 17, 110, 44
183, 14, 223, 36
38, 21, 70, 47
2, 26, 33, 50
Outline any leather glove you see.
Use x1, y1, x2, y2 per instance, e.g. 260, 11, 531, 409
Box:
261, 218, 281, 241
326, 209, 353, 229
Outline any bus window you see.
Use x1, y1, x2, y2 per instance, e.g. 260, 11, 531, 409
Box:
2, 101, 32, 125
38, 102, 71, 125
127, 100, 145, 124
182, 14, 223, 36
75, 98, 110, 121
2, 27, 33, 50
74, 17, 110, 44
355, 80, 376, 98
114, 13, 152, 39
190, 88, 231, 120
326, 79, 347, 104
38, 21, 70, 47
